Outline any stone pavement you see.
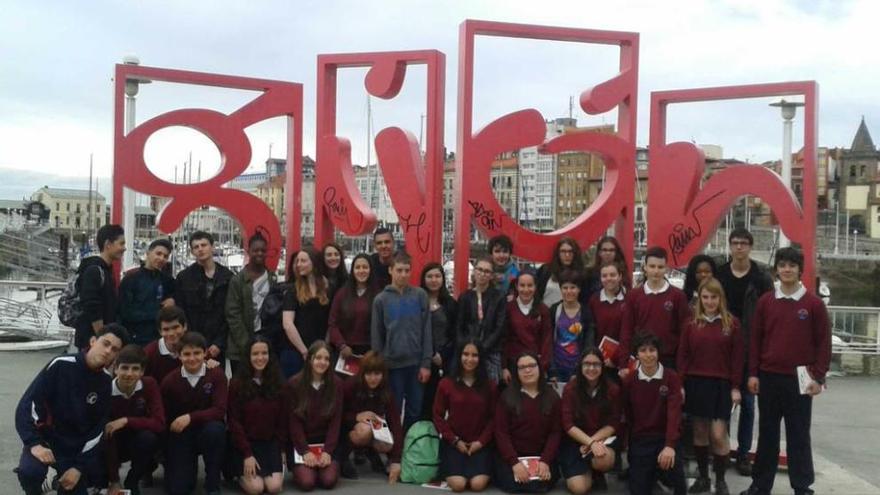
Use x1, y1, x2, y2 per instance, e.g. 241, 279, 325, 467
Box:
1, 350, 878, 494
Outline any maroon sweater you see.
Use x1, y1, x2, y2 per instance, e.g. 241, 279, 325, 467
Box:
160, 366, 228, 427
749, 290, 831, 380
228, 378, 287, 458
433, 377, 497, 446
110, 376, 165, 434
328, 287, 373, 350
561, 379, 621, 437
494, 388, 562, 466
341, 378, 403, 462
588, 291, 626, 345
287, 375, 343, 456
621, 367, 682, 448
619, 285, 690, 367
144, 339, 180, 384
677, 317, 744, 386
503, 301, 552, 370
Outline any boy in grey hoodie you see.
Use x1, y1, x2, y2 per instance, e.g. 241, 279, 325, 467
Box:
371, 251, 432, 431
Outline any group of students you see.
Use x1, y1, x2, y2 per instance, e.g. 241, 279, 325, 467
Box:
14, 224, 830, 495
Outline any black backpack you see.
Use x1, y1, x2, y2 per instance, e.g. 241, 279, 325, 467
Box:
259, 283, 289, 349
57, 265, 104, 327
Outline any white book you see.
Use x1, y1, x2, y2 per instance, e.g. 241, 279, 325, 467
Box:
369, 417, 394, 445
797, 365, 812, 394
581, 436, 617, 458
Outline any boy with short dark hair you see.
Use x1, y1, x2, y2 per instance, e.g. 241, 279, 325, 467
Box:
370, 227, 396, 290
371, 251, 433, 431
144, 305, 188, 384
622, 332, 686, 495
119, 238, 176, 345
105, 344, 165, 495
488, 234, 519, 296
740, 247, 830, 495
160, 331, 228, 495
15, 324, 129, 495
618, 246, 690, 375
73, 224, 126, 350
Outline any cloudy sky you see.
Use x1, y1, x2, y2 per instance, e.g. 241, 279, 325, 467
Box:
1, 0, 878, 200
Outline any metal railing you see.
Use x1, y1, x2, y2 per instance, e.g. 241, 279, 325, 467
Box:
0, 280, 70, 340
827, 305, 880, 355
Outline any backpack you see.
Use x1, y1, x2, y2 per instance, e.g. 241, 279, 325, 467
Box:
57, 265, 104, 327
258, 283, 289, 349
400, 420, 440, 484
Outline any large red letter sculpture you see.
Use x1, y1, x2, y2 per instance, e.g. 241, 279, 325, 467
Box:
454, 20, 639, 293
113, 65, 303, 271
647, 82, 818, 289
313, 51, 445, 281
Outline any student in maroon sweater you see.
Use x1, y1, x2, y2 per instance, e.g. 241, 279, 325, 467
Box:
618, 247, 690, 374
104, 345, 165, 495
622, 332, 686, 495
338, 351, 403, 482
587, 261, 627, 368
678, 278, 743, 495
228, 336, 287, 495
560, 347, 620, 494
741, 248, 830, 495
144, 305, 188, 384
494, 352, 562, 493
287, 340, 343, 490
433, 340, 497, 492
328, 254, 376, 359
502, 272, 552, 384
160, 331, 228, 495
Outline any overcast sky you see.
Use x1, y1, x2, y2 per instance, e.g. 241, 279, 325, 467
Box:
2, 0, 878, 198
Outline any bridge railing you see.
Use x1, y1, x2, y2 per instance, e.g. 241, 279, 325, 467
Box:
0, 280, 70, 340
827, 305, 880, 355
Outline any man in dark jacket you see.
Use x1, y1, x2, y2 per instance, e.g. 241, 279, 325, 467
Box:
369, 227, 396, 291
118, 238, 175, 346
716, 228, 773, 476
175, 231, 233, 366
73, 224, 125, 350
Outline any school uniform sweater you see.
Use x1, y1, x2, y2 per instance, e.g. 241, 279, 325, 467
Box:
621, 366, 682, 448
561, 379, 621, 437
15, 353, 111, 467
160, 366, 228, 426
144, 338, 180, 384
110, 376, 165, 433
503, 301, 552, 370
588, 291, 626, 344
287, 375, 343, 456
328, 287, 373, 350
618, 283, 691, 367
228, 378, 287, 458
494, 389, 562, 466
342, 378, 403, 462
432, 377, 497, 446
677, 317, 744, 386
749, 288, 831, 380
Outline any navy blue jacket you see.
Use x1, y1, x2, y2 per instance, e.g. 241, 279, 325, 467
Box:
15, 353, 112, 469
118, 265, 175, 345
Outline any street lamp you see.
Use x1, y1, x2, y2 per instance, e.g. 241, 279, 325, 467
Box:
122, 55, 151, 269
769, 99, 804, 248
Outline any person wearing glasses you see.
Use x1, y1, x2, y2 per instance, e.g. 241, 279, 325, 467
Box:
586, 236, 631, 296
536, 237, 587, 307
455, 257, 507, 382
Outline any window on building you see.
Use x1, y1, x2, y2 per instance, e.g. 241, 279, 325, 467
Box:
850, 166, 857, 178
55, 202, 59, 211
860, 165, 867, 177
66, 203, 70, 211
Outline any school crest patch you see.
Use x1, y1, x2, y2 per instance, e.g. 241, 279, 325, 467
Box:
659, 385, 669, 397
86, 392, 98, 405
797, 308, 809, 320
203, 382, 214, 394
663, 301, 674, 312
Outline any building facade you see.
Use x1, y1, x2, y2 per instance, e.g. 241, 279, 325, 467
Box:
30, 187, 107, 231
837, 118, 880, 238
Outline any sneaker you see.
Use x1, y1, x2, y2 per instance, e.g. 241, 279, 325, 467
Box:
738, 486, 768, 495
715, 479, 730, 495
688, 476, 711, 493
340, 459, 359, 480
735, 457, 752, 476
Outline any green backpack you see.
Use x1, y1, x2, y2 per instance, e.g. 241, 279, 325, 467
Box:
400, 420, 440, 484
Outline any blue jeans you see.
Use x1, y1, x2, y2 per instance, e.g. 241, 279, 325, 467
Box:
388, 365, 423, 432
738, 388, 756, 456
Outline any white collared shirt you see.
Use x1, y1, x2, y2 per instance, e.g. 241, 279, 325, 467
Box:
643, 280, 670, 295
517, 298, 533, 315
111, 378, 143, 399
775, 283, 806, 301
702, 314, 722, 323
600, 288, 626, 304
637, 363, 665, 382
158, 337, 177, 358
181, 363, 207, 387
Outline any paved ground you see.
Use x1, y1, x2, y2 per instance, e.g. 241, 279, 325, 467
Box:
1, 350, 878, 494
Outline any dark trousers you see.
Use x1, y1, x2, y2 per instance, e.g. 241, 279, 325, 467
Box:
106, 429, 159, 486
628, 438, 686, 495
164, 421, 225, 495
16, 447, 104, 495
738, 386, 756, 457
388, 365, 423, 432
280, 347, 305, 379
752, 372, 814, 494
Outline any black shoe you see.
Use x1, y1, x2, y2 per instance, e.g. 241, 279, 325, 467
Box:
354, 449, 367, 465
142, 473, 154, 487
689, 476, 711, 493
592, 472, 608, 491
617, 466, 629, 481
735, 457, 752, 476
340, 459, 359, 480
794, 490, 815, 495
367, 450, 387, 473
715, 479, 730, 495
738, 486, 767, 495
123, 476, 142, 495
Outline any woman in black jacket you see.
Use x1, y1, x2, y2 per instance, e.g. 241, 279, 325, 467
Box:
420, 262, 459, 417
455, 257, 507, 382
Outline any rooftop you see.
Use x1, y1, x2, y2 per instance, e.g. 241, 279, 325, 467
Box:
34, 187, 106, 201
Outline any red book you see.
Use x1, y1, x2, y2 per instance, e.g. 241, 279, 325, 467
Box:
518, 456, 542, 480
598, 336, 619, 364
334, 355, 361, 376
293, 443, 324, 464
